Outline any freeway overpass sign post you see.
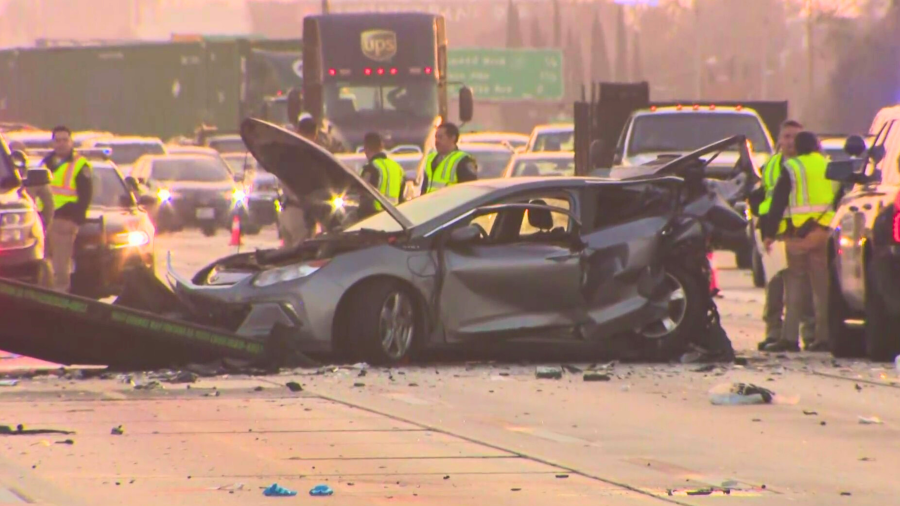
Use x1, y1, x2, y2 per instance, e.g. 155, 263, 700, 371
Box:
448, 48, 564, 101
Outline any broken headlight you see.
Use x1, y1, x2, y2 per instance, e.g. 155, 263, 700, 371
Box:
252, 259, 330, 287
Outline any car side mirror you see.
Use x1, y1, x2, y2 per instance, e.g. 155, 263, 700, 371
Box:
843, 135, 867, 157
23, 168, 50, 187
826, 159, 867, 183
448, 224, 481, 245
124, 176, 140, 192
9, 150, 27, 171
458, 86, 474, 123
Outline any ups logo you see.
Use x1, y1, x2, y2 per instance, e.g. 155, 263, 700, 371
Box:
361, 30, 397, 62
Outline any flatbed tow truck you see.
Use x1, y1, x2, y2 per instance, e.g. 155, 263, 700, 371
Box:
574, 82, 788, 268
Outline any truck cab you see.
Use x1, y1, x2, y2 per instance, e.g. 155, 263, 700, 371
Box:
614, 105, 774, 168
299, 13, 472, 153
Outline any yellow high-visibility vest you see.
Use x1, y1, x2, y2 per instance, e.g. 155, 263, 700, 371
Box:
371, 157, 404, 211
778, 152, 838, 235
424, 150, 470, 193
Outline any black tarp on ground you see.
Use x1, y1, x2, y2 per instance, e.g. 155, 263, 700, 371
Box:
0, 272, 298, 370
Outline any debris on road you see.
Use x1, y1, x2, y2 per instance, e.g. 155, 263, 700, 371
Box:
134, 380, 164, 390
583, 372, 611, 382
708, 383, 775, 405
263, 483, 297, 497
165, 371, 199, 384
0, 425, 74, 436
55, 439, 74, 445
803, 410, 818, 416
285, 381, 303, 392
535, 366, 563, 379
111, 425, 125, 435
858, 416, 883, 425
561, 364, 583, 373
353, 382, 365, 387
309, 484, 333, 496
0, 379, 18, 387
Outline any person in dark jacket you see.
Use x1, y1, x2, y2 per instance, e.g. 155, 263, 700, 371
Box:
358, 132, 406, 219
41, 126, 93, 293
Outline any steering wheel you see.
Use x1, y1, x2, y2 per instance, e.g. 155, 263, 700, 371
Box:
471, 223, 488, 239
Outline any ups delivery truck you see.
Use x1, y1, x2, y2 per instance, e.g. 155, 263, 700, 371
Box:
296, 13, 473, 153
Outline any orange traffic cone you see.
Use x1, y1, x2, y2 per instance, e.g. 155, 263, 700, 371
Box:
229, 214, 242, 246
708, 252, 720, 296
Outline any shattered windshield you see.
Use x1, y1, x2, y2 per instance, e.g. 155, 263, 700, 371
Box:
345, 185, 494, 233
324, 81, 439, 121
628, 113, 771, 155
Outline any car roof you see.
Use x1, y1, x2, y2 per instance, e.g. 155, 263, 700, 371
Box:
459, 142, 514, 152
510, 151, 574, 161
460, 175, 678, 191
633, 105, 757, 116
145, 154, 216, 161
461, 132, 529, 140
531, 124, 574, 133
208, 134, 243, 141
3, 130, 52, 140
91, 136, 162, 144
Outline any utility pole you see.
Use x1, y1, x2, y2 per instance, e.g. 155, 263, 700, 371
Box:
694, 3, 702, 100
322, 0, 330, 14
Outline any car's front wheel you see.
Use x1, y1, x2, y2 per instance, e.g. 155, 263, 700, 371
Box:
344, 280, 421, 365
639, 263, 708, 360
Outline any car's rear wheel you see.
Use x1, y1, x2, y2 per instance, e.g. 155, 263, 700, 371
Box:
344, 280, 421, 365
829, 260, 865, 358
201, 223, 217, 237
751, 247, 766, 288
864, 262, 900, 362
640, 263, 708, 360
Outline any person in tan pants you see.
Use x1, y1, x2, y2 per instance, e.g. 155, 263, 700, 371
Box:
39, 126, 93, 293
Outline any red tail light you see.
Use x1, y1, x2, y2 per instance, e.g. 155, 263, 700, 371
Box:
328, 68, 336, 76
390, 67, 398, 75
364, 68, 372, 76
377, 67, 385, 75
424, 66, 433, 75
894, 192, 900, 243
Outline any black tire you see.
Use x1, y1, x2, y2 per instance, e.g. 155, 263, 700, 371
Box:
864, 262, 900, 362
201, 224, 217, 237
735, 243, 753, 270
751, 247, 766, 288
341, 279, 422, 365
640, 263, 709, 361
829, 260, 865, 358
70, 269, 105, 300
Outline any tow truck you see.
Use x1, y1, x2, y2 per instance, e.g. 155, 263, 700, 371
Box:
288, 12, 474, 154
574, 82, 787, 268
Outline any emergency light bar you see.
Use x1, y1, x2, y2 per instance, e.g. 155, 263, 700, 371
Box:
654, 104, 739, 112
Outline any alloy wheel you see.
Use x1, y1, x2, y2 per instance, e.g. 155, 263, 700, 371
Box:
641, 273, 689, 339
379, 291, 415, 359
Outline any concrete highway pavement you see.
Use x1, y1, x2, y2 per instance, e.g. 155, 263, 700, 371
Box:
0, 228, 897, 505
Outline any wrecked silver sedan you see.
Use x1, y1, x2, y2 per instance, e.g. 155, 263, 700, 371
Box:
163, 119, 751, 365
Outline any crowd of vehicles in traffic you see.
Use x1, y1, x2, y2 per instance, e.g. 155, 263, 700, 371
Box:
4, 90, 900, 366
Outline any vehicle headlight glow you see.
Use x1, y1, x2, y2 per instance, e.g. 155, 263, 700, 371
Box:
0, 210, 37, 247
157, 188, 172, 202
112, 231, 150, 248
233, 189, 247, 202
332, 196, 345, 209
252, 259, 330, 287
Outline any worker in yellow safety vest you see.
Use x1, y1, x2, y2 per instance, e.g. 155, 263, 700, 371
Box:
752, 120, 814, 351
39, 126, 93, 293
760, 131, 837, 353
420, 123, 478, 194
359, 132, 406, 219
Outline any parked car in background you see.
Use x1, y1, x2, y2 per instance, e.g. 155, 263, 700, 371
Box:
203, 134, 246, 154
222, 152, 279, 230
457, 142, 516, 179
71, 156, 156, 299
129, 154, 243, 236
827, 108, 900, 362
460, 131, 529, 152
82, 136, 167, 176
820, 134, 874, 161
0, 140, 51, 285
502, 151, 575, 178
525, 124, 574, 152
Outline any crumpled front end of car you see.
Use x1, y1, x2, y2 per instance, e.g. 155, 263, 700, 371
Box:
166, 253, 344, 353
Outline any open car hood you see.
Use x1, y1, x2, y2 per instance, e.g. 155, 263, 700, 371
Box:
240, 119, 412, 231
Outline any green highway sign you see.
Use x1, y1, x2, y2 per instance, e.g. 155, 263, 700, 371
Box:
448, 48, 564, 102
